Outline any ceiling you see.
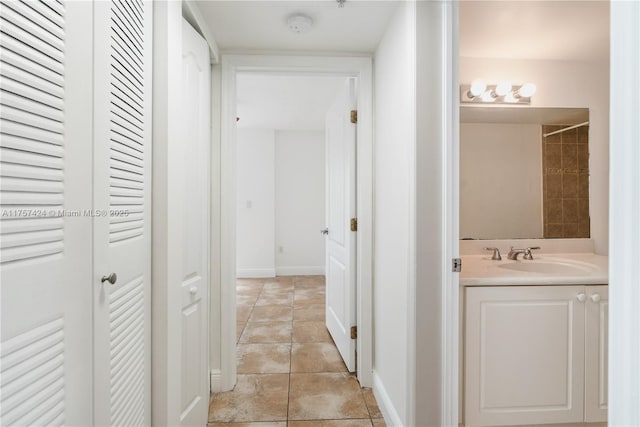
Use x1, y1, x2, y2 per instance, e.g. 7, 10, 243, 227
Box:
236, 74, 347, 130
460, 1, 609, 61
206, 1, 607, 130
196, 1, 608, 59
195, 1, 399, 53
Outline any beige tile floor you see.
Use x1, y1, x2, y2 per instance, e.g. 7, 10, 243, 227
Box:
208, 276, 386, 427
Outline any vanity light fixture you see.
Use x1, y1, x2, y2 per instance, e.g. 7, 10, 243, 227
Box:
461, 80, 537, 104
494, 80, 512, 97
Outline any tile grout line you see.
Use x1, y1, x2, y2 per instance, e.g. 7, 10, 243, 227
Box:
221, 276, 384, 426
286, 277, 295, 426
287, 276, 296, 427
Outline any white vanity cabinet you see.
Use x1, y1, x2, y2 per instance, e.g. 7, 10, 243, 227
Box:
585, 286, 608, 422
464, 285, 608, 427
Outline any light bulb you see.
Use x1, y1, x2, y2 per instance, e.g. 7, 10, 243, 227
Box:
504, 92, 518, 103
481, 90, 495, 102
494, 80, 512, 97
468, 79, 486, 98
518, 82, 537, 98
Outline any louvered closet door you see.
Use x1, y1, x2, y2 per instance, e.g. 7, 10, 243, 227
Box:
92, 1, 152, 426
0, 1, 93, 426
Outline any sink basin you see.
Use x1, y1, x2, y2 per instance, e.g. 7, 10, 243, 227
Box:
498, 259, 598, 275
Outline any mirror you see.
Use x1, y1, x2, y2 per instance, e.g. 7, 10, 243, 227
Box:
460, 107, 590, 240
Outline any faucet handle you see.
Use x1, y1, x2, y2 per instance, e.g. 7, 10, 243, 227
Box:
483, 247, 502, 260
524, 246, 541, 260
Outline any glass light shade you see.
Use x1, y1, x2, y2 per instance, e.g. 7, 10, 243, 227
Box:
480, 91, 495, 102
504, 92, 518, 103
469, 79, 486, 97
519, 82, 537, 97
495, 80, 512, 96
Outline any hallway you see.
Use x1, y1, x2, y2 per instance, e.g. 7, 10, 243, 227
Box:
208, 276, 385, 426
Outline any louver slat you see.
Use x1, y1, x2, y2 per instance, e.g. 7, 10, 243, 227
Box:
109, 276, 145, 424
108, 0, 145, 245
106, 2, 147, 425
0, 0, 65, 267
0, 318, 66, 427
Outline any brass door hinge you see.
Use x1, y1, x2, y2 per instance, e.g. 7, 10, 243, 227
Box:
350, 218, 358, 232
350, 326, 357, 339
350, 110, 357, 124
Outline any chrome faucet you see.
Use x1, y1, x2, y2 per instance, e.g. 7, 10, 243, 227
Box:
508, 246, 541, 260
483, 247, 502, 260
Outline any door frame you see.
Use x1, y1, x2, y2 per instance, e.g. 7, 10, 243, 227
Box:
151, 1, 218, 424
212, 54, 374, 390
412, 2, 459, 426
446, 2, 640, 426
609, 1, 640, 425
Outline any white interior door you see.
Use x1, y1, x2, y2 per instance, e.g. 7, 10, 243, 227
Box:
324, 78, 357, 372
0, 1, 93, 425
93, 0, 152, 425
178, 18, 211, 426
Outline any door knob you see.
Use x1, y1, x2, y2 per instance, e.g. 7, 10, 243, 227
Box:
101, 272, 117, 285
590, 293, 601, 303
190, 286, 197, 295
576, 292, 586, 302
320, 228, 329, 235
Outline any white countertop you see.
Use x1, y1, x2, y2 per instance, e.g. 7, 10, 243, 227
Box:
460, 252, 609, 286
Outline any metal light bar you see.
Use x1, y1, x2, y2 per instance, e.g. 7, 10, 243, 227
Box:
460, 84, 532, 105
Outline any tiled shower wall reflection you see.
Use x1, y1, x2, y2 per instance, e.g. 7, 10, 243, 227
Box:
542, 125, 590, 238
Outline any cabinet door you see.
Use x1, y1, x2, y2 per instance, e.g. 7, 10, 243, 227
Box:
585, 285, 608, 422
465, 286, 585, 427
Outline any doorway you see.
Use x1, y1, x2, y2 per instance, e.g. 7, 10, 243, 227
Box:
234, 71, 356, 363
457, 2, 611, 426
210, 55, 374, 393
234, 73, 338, 280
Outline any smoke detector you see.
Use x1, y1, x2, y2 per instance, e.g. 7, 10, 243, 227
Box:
287, 14, 313, 34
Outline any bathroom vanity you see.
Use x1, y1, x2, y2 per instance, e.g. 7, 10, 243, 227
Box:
459, 245, 608, 427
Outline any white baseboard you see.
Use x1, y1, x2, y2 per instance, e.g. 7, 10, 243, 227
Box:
210, 369, 222, 393
373, 371, 403, 427
236, 268, 276, 278
275, 266, 325, 276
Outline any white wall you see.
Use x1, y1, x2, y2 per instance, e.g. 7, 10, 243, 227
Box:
236, 129, 276, 277
274, 130, 325, 275
372, 3, 414, 424
459, 57, 609, 253
460, 123, 543, 239
236, 128, 326, 277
